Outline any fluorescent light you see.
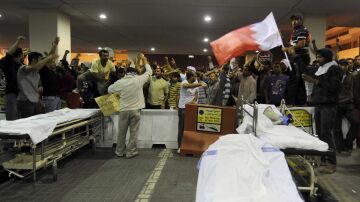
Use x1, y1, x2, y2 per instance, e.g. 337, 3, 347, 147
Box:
99, 14, 107, 19
150, 47, 155, 51
203, 37, 209, 42
204, 15, 212, 22
188, 55, 194, 58
203, 49, 208, 53
98, 47, 102, 50
0, 14, 2, 18
255, 50, 259, 53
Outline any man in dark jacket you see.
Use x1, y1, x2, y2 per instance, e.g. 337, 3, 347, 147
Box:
302, 48, 342, 174
333, 60, 360, 156
0, 36, 25, 120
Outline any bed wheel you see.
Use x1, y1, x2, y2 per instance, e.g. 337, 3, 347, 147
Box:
308, 195, 317, 202
52, 161, 58, 182
91, 140, 96, 154
9, 173, 17, 182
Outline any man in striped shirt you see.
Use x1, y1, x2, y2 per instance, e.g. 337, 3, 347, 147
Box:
167, 72, 181, 109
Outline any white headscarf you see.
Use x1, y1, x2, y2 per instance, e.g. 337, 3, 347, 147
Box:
315, 60, 337, 76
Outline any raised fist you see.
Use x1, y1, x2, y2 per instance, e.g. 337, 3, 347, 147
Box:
53, 37, 60, 45
17, 36, 25, 41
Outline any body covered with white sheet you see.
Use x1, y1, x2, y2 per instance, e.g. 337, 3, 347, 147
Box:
196, 134, 303, 202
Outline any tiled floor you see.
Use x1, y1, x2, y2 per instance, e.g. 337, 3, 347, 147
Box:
0, 147, 358, 202
318, 148, 360, 202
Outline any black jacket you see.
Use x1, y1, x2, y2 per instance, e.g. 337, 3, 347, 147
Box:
312, 65, 342, 105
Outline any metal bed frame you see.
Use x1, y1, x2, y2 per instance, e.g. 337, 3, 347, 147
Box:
238, 98, 332, 200
0, 113, 104, 182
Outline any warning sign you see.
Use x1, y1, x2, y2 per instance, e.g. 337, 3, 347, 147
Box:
197, 107, 222, 133
285, 109, 312, 127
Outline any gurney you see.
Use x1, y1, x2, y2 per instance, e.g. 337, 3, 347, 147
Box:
237, 98, 333, 200
0, 108, 104, 182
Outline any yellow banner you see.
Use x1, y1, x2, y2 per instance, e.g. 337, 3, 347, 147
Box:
95, 93, 120, 116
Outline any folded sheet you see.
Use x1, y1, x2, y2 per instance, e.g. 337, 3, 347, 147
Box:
237, 104, 328, 151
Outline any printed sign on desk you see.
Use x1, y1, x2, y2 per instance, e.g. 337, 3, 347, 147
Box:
197, 107, 222, 133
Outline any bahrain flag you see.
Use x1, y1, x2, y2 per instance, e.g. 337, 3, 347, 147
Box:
211, 12, 283, 65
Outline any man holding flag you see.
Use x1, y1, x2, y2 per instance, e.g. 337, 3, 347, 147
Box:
282, 13, 311, 106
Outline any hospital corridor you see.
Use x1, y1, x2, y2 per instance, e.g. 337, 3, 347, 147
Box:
1, 0, 360, 201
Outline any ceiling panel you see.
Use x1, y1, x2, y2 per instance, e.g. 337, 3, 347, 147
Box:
0, 0, 360, 54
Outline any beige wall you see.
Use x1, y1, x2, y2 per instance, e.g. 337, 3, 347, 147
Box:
29, 11, 71, 60
57, 13, 71, 61
304, 15, 326, 61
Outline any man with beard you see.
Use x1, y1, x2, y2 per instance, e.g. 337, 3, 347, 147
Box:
147, 67, 169, 109
302, 48, 342, 174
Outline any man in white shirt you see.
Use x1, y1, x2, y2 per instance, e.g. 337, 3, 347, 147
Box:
108, 54, 152, 158
177, 70, 207, 149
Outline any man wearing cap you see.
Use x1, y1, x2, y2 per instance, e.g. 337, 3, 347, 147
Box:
302, 48, 342, 174
282, 13, 311, 106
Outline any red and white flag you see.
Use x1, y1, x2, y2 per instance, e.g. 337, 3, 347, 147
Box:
210, 12, 283, 65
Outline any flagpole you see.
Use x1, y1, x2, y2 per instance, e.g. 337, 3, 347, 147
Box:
270, 11, 292, 71
280, 41, 293, 71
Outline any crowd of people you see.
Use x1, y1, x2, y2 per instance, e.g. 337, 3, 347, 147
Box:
0, 14, 359, 167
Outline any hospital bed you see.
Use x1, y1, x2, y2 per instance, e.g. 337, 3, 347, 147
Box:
238, 98, 333, 200
0, 108, 104, 182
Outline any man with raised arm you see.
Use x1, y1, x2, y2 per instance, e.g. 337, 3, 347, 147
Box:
17, 44, 58, 118
108, 54, 152, 159
0, 36, 25, 120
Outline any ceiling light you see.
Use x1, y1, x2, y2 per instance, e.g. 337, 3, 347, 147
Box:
204, 15, 212, 22
150, 47, 155, 51
0, 14, 2, 18
98, 47, 102, 50
203, 37, 209, 42
99, 14, 107, 19
203, 49, 208, 53
188, 55, 194, 58
255, 50, 259, 53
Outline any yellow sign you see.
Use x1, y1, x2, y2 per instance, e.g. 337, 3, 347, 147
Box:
285, 109, 312, 127
197, 107, 222, 124
0, 87, 4, 107
95, 93, 120, 116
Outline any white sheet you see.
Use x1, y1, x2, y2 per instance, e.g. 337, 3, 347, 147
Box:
0, 108, 100, 144
237, 104, 329, 151
196, 134, 303, 202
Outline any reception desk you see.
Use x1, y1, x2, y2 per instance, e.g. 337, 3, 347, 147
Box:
98, 109, 178, 149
